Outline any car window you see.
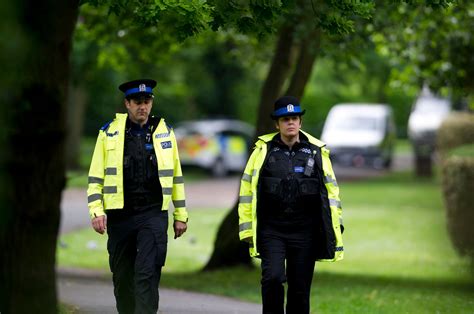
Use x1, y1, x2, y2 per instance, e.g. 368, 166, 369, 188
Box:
414, 98, 450, 114
327, 116, 381, 131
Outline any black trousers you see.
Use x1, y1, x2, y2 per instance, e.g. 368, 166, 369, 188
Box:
258, 223, 315, 314
106, 209, 168, 314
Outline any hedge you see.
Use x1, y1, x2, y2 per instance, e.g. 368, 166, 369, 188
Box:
438, 112, 474, 262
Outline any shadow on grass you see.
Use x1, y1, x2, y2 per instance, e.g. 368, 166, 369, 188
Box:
161, 267, 474, 308
314, 271, 474, 293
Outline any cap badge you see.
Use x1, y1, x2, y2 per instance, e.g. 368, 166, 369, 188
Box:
287, 104, 294, 112
139, 84, 146, 92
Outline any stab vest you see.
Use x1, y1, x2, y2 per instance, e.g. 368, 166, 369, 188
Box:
123, 118, 163, 210
258, 135, 320, 226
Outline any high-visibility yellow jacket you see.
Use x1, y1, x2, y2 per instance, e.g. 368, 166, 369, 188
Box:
87, 113, 188, 223
238, 131, 344, 262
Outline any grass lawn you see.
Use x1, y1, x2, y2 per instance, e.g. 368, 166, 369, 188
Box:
57, 171, 473, 313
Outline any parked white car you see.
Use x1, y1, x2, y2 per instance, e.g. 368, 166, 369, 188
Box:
174, 119, 255, 177
407, 88, 451, 156
321, 103, 397, 169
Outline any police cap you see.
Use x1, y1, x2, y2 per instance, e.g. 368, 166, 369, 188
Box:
118, 79, 157, 100
271, 96, 306, 120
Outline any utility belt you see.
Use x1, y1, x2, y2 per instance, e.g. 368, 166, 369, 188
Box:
124, 192, 163, 211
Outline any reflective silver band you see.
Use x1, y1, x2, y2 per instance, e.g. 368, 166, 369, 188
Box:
159, 169, 174, 177
252, 169, 258, 176
324, 175, 338, 187
239, 222, 252, 232
88, 176, 104, 185
173, 200, 186, 208
239, 195, 252, 204
249, 243, 254, 248
242, 173, 252, 182
162, 187, 172, 195
339, 217, 344, 225
105, 168, 117, 175
329, 199, 342, 209
103, 186, 117, 194
173, 176, 184, 184
88, 193, 102, 203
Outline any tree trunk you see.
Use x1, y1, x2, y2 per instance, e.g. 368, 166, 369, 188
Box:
286, 28, 321, 99
203, 24, 297, 271
66, 84, 88, 170
255, 24, 298, 136
0, 1, 79, 313
415, 154, 433, 177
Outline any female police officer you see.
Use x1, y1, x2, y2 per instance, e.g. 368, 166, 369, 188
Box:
87, 79, 188, 313
238, 96, 344, 314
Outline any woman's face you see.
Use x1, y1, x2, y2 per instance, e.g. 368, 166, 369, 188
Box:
276, 115, 301, 138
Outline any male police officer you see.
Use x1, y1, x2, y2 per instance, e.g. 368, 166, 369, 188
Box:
87, 79, 188, 313
238, 96, 344, 314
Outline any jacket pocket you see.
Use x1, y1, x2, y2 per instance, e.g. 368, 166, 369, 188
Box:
298, 178, 319, 196
260, 177, 281, 195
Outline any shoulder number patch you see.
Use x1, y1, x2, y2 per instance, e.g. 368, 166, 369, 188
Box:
161, 141, 172, 149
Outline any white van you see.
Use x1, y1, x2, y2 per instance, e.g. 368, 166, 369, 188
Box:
321, 103, 396, 169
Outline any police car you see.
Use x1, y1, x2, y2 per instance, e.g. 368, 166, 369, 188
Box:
174, 119, 255, 177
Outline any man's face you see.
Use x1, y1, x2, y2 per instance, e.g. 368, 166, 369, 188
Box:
276, 115, 301, 137
125, 97, 153, 125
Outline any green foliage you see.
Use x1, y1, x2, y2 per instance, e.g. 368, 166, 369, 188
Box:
371, 1, 473, 96
75, 3, 269, 135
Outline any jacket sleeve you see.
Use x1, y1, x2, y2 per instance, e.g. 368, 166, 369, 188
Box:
170, 129, 188, 223
87, 130, 106, 219
238, 148, 258, 241
322, 147, 343, 232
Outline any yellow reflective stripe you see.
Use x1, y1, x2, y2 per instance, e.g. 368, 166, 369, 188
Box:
88, 176, 104, 185
159, 169, 174, 177
103, 186, 117, 194
242, 173, 252, 182
173, 176, 184, 184
88, 193, 102, 203
173, 200, 186, 208
239, 222, 252, 232
105, 168, 117, 175
239, 195, 252, 203
162, 187, 172, 195
324, 175, 338, 187
329, 199, 341, 209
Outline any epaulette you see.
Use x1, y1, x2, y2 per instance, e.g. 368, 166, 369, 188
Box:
100, 120, 113, 132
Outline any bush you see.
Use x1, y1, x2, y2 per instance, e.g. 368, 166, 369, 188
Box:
441, 155, 474, 258
439, 112, 474, 264
437, 112, 474, 155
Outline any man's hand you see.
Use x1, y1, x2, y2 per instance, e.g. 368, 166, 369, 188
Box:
91, 215, 107, 234
173, 221, 187, 239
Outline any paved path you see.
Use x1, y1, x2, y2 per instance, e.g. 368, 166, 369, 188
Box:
58, 275, 260, 314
